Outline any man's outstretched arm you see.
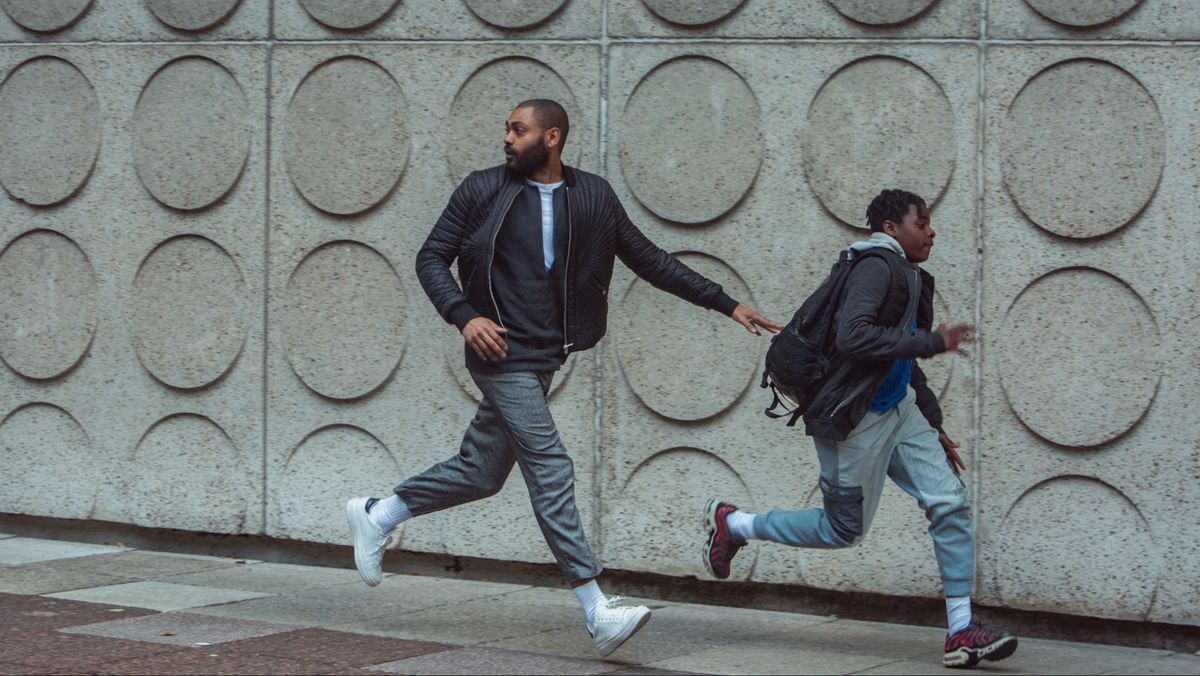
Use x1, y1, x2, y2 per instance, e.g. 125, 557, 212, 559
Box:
612, 197, 781, 335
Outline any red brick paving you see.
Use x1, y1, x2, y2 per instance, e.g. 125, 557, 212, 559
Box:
0, 629, 187, 671
92, 650, 344, 675
0, 593, 455, 675
0, 593, 156, 632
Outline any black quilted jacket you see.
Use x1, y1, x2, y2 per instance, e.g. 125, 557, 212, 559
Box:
416, 164, 739, 355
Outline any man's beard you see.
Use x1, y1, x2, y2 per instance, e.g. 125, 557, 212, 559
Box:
505, 138, 550, 176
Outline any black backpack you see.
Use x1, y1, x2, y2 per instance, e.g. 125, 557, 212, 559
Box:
760, 248, 895, 426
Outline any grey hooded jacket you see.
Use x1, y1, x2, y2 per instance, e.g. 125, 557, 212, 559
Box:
802, 233, 948, 440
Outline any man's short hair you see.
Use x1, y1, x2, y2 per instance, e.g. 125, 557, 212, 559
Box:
865, 189, 926, 232
516, 98, 570, 146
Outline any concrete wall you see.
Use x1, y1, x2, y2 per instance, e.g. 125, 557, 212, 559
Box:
1, 0, 1196, 626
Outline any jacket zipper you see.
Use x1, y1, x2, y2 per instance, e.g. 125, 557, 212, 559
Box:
562, 185, 573, 355
907, 268, 921, 330
487, 187, 521, 329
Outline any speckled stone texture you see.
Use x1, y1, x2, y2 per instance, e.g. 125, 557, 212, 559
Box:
274, 0, 600, 39
979, 45, 1200, 625
608, 0, 979, 37
2, 0, 1200, 632
988, 0, 1200, 39
0, 0, 267, 41
0, 44, 269, 535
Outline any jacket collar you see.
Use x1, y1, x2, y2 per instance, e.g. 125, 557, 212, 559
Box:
505, 162, 578, 189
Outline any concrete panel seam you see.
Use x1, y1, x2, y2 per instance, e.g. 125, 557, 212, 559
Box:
972, 0, 988, 583
0, 39, 273, 46
592, 0, 611, 556
260, 1, 275, 534
7, 38, 1200, 48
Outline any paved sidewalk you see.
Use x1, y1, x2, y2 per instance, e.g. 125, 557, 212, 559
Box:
1, 533, 1197, 675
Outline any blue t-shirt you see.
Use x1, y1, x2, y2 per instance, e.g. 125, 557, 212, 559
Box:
869, 317, 917, 412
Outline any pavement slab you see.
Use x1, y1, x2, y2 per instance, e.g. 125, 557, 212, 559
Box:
62, 610, 301, 646
1010, 636, 1175, 675
0, 537, 127, 566
155, 561, 365, 594
854, 657, 967, 674
605, 669, 697, 675
783, 618, 949, 660
99, 550, 254, 576
142, 551, 261, 565
44, 579, 274, 611
480, 596, 837, 664
481, 624, 678, 665
189, 573, 527, 629
354, 585, 588, 646
1098, 653, 1200, 675
0, 559, 129, 595
853, 638, 1180, 676
0, 592, 155, 631
0, 629, 188, 673
94, 649, 346, 675
0, 550, 241, 595
216, 628, 450, 668
367, 645, 625, 675
640, 602, 837, 649
643, 642, 899, 675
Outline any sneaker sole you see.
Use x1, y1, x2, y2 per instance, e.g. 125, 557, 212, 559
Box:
345, 498, 383, 587
701, 498, 725, 579
943, 635, 1018, 668
596, 606, 652, 657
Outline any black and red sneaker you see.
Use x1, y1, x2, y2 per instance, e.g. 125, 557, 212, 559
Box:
943, 621, 1018, 668
702, 498, 744, 579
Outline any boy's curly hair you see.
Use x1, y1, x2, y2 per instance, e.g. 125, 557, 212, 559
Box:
866, 189, 925, 232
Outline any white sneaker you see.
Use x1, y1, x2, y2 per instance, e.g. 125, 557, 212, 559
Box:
346, 497, 391, 587
590, 596, 651, 657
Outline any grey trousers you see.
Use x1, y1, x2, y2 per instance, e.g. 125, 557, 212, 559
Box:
394, 370, 602, 582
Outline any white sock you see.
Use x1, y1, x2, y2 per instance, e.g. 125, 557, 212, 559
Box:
726, 509, 757, 544
367, 495, 411, 533
573, 580, 605, 631
946, 596, 972, 634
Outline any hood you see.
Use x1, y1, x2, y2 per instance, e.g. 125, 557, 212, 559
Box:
848, 232, 915, 267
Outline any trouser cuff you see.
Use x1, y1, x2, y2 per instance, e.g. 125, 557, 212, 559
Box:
565, 565, 604, 584
943, 579, 974, 598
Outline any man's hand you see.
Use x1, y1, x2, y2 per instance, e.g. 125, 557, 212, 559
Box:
731, 304, 783, 336
939, 430, 967, 476
462, 317, 508, 362
937, 320, 976, 357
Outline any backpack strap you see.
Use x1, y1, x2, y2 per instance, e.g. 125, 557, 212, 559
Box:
762, 382, 806, 426
844, 247, 911, 326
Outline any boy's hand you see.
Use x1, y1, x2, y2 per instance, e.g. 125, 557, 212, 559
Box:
462, 317, 508, 362
937, 320, 976, 356
939, 431, 967, 476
